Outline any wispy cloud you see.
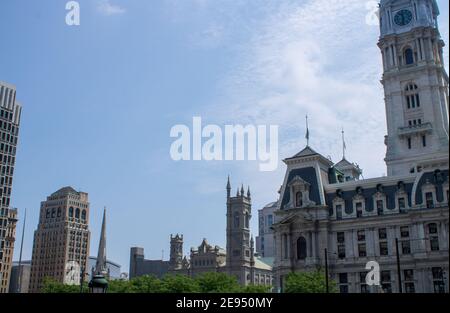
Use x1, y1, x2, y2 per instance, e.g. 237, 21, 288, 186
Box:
97, 0, 126, 16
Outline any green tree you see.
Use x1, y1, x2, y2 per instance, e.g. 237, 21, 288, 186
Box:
240, 284, 272, 293
41, 277, 87, 293
160, 274, 200, 293
284, 270, 337, 293
195, 272, 241, 293
128, 275, 165, 293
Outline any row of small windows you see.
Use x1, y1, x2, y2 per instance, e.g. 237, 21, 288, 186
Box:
407, 135, 427, 150
338, 267, 446, 293
405, 83, 420, 109
336, 223, 441, 260
45, 207, 86, 220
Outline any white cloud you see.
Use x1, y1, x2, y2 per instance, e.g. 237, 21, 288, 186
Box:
97, 0, 126, 16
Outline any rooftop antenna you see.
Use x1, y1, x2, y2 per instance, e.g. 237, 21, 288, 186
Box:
17, 208, 26, 293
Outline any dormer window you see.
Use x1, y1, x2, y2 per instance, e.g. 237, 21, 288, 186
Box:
295, 192, 303, 207
287, 176, 315, 209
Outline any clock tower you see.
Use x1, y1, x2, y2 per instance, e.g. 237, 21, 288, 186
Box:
379, 0, 449, 176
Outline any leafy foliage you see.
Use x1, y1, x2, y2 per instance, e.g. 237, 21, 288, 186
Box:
42, 272, 273, 294
284, 270, 337, 293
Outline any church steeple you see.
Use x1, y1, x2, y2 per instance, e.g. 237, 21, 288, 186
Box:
93, 208, 108, 278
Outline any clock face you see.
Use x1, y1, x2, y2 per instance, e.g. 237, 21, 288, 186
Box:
394, 9, 413, 26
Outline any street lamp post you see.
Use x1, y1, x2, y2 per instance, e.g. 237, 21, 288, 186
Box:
324, 248, 329, 293
395, 238, 403, 293
89, 275, 108, 293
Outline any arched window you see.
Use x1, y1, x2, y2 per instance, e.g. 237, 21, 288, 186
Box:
81, 210, 86, 221
234, 212, 240, 228
404, 48, 414, 65
295, 192, 303, 207
57, 208, 61, 218
69, 207, 74, 218
297, 236, 307, 260
244, 213, 249, 229
75, 208, 80, 219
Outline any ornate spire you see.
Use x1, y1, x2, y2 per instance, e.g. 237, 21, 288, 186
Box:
226, 176, 231, 198
247, 186, 251, 198
94, 207, 108, 277
241, 184, 245, 197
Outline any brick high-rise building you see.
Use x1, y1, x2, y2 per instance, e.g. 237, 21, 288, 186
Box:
29, 187, 90, 292
0, 81, 22, 293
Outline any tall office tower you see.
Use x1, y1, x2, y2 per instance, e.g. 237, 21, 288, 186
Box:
29, 187, 91, 293
0, 81, 22, 293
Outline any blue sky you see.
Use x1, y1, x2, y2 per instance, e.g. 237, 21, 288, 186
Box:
1, 0, 449, 273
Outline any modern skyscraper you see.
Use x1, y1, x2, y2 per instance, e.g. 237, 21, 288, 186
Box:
0, 81, 22, 293
29, 187, 91, 293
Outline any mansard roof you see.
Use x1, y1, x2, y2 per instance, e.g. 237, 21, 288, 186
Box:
285, 145, 334, 166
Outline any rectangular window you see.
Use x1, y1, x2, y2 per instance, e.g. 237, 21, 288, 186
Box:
408, 138, 412, 149
381, 271, 392, 293
267, 215, 273, 227
422, 135, 427, 147
430, 237, 440, 251
358, 243, 367, 257
405, 282, 415, 293
336, 204, 342, 220
355, 202, 363, 217
432, 267, 445, 293
402, 241, 411, 254
380, 242, 389, 256
357, 230, 366, 242
337, 232, 345, 244
376, 200, 384, 215
338, 245, 346, 259
425, 192, 434, 208
378, 228, 387, 240
400, 226, 409, 238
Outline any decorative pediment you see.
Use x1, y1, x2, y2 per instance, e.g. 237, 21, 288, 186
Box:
288, 176, 311, 189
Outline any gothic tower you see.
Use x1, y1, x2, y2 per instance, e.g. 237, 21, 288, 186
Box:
169, 234, 183, 271
379, 0, 449, 176
226, 177, 253, 285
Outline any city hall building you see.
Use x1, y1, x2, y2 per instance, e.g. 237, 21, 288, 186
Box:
272, 0, 449, 293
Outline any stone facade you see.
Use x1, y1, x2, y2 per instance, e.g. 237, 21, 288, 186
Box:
129, 179, 274, 287
256, 201, 277, 258
272, 0, 449, 293
0, 81, 22, 293
29, 187, 91, 292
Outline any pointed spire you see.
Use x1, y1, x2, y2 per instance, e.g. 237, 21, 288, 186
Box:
247, 186, 251, 198
305, 115, 310, 147
226, 175, 231, 190
94, 207, 108, 277
241, 184, 245, 197
236, 188, 240, 197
